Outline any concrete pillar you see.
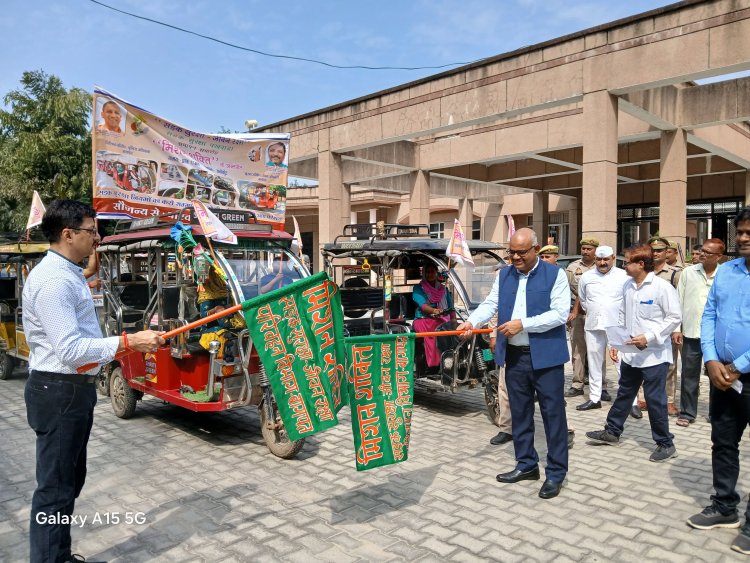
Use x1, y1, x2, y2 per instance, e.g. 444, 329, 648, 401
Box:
745, 171, 750, 207
568, 196, 580, 254
659, 129, 687, 253
581, 90, 618, 249
317, 149, 348, 272
484, 202, 504, 244
369, 208, 377, 224
410, 170, 430, 226
532, 191, 549, 245
459, 198, 473, 239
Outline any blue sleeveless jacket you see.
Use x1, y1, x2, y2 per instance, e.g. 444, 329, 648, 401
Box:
494, 260, 570, 370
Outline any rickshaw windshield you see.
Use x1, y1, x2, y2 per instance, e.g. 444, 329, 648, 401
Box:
447, 251, 504, 308
222, 248, 306, 300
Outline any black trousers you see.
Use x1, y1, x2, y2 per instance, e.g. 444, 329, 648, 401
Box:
710, 377, 750, 532
505, 347, 568, 482
605, 361, 674, 447
679, 337, 704, 422
25, 372, 96, 563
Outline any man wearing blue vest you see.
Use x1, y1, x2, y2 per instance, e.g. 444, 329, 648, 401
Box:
458, 228, 570, 499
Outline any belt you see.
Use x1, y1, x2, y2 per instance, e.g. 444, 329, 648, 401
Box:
30, 370, 98, 385
507, 344, 531, 353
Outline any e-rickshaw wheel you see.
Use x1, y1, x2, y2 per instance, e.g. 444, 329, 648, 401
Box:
259, 398, 305, 459
110, 366, 138, 419
0, 350, 13, 380
484, 369, 502, 427
96, 369, 111, 397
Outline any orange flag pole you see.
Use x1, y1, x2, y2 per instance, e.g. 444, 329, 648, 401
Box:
78, 308, 494, 374
76, 302, 245, 373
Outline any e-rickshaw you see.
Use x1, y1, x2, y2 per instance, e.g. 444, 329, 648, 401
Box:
0, 240, 50, 380
96, 210, 310, 458
322, 223, 507, 425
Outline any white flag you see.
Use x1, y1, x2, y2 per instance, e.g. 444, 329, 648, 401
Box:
26, 191, 46, 230
291, 215, 303, 257
446, 219, 474, 268
191, 200, 237, 245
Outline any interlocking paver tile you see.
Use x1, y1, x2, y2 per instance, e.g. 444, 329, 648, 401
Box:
2, 361, 749, 562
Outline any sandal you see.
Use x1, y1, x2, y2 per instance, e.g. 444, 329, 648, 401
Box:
676, 417, 691, 427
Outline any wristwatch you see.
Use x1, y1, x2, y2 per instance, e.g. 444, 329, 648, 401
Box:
727, 362, 741, 375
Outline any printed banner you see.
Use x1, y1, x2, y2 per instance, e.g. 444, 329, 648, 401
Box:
92, 89, 290, 229
242, 272, 347, 441
345, 333, 415, 471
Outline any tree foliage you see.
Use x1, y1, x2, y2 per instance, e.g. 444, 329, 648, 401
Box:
0, 70, 92, 231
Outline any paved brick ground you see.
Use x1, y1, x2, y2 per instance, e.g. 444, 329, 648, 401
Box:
1, 363, 748, 562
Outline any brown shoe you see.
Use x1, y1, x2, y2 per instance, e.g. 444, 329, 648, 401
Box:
638, 400, 647, 411
668, 403, 679, 417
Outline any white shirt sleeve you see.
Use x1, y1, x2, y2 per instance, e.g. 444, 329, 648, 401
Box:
522, 268, 570, 333
644, 282, 682, 345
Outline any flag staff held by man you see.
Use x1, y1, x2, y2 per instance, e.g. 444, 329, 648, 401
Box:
24, 200, 164, 563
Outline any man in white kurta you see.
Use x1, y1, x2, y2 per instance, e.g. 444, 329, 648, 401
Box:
576, 246, 628, 410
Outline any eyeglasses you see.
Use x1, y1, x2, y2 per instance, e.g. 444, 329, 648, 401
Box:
700, 248, 722, 255
506, 247, 534, 257
71, 227, 98, 236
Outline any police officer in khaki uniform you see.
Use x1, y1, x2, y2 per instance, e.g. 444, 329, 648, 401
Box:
564, 238, 610, 401
647, 237, 682, 416
539, 244, 560, 265
666, 240, 685, 269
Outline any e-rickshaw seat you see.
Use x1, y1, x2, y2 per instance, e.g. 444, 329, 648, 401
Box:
0, 278, 15, 300
161, 286, 181, 320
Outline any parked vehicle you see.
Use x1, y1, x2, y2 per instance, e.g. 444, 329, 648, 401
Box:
96, 210, 310, 458
322, 223, 507, 425
0, 241, 49, 380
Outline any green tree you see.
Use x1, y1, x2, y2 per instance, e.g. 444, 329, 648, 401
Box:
0, 70, 92, 231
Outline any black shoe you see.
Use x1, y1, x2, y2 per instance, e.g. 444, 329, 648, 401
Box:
567, 430, 575, 449
601, 390, 612, 402
630, 405, 643, 419
585, 429, 620, 445
496, 467, 540, 483
67, 555, 108, 563
490, 431, 512, 445
576, 400, 601, 411
564, 387, 584, 397
539, 479, 563, 499
687, 505, 741, 530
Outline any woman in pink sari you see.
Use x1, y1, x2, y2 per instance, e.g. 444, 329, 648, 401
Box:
412, 264, 455, 367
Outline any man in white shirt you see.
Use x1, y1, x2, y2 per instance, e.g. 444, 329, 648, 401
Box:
576, 246, 627, 410
674, 238, 724, 426
586, 244, 681, 462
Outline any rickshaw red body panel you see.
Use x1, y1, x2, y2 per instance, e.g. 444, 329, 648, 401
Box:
119, 346, 224, 412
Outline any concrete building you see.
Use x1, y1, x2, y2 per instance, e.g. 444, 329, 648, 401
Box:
257, 0, 750, 271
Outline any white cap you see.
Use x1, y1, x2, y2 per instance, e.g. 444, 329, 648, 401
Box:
595, 245, 614, 258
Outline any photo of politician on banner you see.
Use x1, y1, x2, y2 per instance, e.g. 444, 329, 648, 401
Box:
92, 89, 290, 229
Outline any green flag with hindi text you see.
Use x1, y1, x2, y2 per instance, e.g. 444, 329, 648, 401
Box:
345, 333, 415, 471
243, 271, 347, 442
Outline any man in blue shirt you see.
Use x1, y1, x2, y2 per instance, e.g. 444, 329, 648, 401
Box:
687, 207, 750, 555
458, 228, 570, 499
24, 200, 164, 563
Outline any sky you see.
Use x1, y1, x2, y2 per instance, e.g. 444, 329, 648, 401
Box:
1, 0, 673, 134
